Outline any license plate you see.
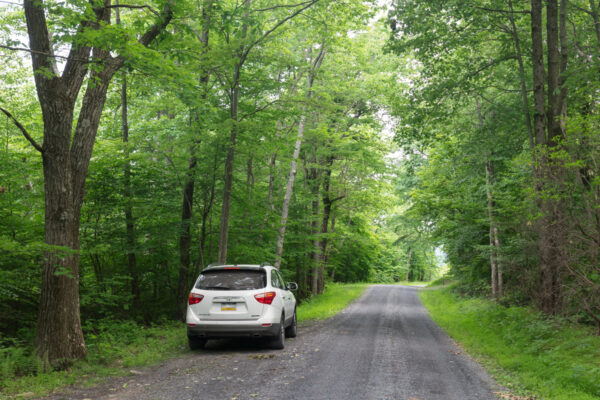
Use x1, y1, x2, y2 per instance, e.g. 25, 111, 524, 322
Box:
221, 303, 236, 311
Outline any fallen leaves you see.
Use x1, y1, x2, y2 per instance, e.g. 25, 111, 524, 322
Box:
248, 354, 275, 360
494, 391, 537, 400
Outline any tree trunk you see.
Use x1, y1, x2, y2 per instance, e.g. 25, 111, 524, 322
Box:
177, 1, 212, 318
274, 114, 306, 269
507, 0, 535, 153
531, 0, 568, 314
217, 0, 250, 264
176, 156, 197, 320
476, 97, 502, 299
193, 149, 218, 278
121, 74, 141, 311
318, 156, 340, 294
274, 47, 326, 269
115, 4, 141, 316
406, 247, 413, 281
22, 0, 173, 366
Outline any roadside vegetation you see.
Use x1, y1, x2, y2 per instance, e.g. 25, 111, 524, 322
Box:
0, 283, 370, 398
297, 283, 369, 321
421, 287, 600, 400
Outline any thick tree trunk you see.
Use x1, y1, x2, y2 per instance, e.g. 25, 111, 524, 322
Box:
531, 0, 568, 314
23, 0, 173, 366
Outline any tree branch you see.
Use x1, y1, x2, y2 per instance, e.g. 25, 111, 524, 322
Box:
138, 0, 175, 46
23, 0, 59, 79
105, 4, 160, 17
240, 0, 321, 64
475, 6, 530, 14
0, 44, 76, 61
239, 99, 280, 120
250, 1, 314, 13
0, 107, 43, 152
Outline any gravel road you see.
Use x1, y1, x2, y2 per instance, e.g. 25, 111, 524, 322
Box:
47, 285, 500, 400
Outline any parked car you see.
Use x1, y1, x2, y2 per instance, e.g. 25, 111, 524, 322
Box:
186, 263, 298, 350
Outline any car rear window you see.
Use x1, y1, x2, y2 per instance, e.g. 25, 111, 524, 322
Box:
195, 269, 266, 290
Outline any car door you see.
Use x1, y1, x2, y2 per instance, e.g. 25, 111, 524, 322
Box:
274, 270, 295, 319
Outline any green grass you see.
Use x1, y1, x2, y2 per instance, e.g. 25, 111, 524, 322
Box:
392, 280, 429, 286
420, 287, 600, 400
297, 282, 369, 321
1, 283, 369, 399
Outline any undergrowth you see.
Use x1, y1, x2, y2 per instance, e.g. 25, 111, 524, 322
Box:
297, 282, 368, 321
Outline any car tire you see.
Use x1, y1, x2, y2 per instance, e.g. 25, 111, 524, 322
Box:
188, 336, 207, 350
270, 315, 285, 350
285, 309, 297, 338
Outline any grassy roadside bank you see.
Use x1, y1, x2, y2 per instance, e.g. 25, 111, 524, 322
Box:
1, 283, 369, 399
420, 287, 600, 400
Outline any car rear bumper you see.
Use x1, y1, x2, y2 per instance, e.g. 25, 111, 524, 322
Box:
187, 322, 280, 338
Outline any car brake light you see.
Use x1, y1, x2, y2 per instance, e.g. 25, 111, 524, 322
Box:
223, 267, 240, 270
188, 293, 204, 305
254, 291, 276, 305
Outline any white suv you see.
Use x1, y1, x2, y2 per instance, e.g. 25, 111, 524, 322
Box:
186, 264, 298, 350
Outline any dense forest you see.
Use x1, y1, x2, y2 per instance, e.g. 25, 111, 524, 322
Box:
0, 0, 438, 368
0, 0, 599, 374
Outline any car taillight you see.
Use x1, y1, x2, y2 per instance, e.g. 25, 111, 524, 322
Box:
188, 293, 204, 305
254, 291, 276, 305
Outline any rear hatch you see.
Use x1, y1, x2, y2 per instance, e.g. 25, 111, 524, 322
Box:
190, 268, 266, 321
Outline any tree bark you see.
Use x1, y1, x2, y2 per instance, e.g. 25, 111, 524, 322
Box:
531, 0, 568, 314
23, 0, 173, 366
274, 46, 326, 269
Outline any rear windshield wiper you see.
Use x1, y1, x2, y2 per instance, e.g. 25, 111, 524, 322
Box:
201, 286, 232, 290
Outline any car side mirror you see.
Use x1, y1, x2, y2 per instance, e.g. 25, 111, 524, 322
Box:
286, 282, 298, 291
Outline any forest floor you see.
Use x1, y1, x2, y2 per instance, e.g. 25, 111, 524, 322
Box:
37, 285, 499, 400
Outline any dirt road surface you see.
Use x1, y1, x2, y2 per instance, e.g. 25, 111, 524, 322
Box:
46, 285, 499, 400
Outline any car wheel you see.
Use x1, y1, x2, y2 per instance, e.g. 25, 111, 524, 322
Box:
285, 309, 297, 338
270, 315, 285, 350
188, 336, 207, 350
